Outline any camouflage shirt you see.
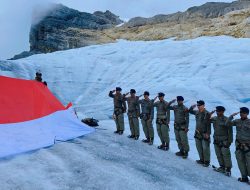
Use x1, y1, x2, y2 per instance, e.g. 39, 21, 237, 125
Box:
227, 116, 250, 143
124, 96, 140, 116
169, 104, 189, 129
189, 107, 211, 134
109, 91, 126, 111
211, 115, 233, 142
154, 100, 170, 122
138, 99, 154, 120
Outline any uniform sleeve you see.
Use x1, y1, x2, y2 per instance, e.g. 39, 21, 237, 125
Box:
210, 116, 216, 124
226, 116, 237, 127
150, 100, 154, 120
164, 102, 170, 123
122, 97, 127, 112
168, 105, 174, 110
185, 108, 189, 129
109, 91, 114, 98
123, 95, 128, 101
135, 98, 140, 116
206, 112, 211, 135
167, 109, 170, 123
153, 101, 158, 107
228, 125, 233, 144
189, 106, 197, 115
122, 100, 127, 112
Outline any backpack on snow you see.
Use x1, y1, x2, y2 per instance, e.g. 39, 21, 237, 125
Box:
81, 118, 99, 127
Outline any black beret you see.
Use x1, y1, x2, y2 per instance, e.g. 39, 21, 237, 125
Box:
130, 89, 136, 94
240, 107, 249, 114
158, 92, 165, 97
36, 72, 42, 76
216, 106, 225, 112
144, 91, 149, 96
116, 87, 122, 91
177, 96, 184, 101
197, 100, 205, 106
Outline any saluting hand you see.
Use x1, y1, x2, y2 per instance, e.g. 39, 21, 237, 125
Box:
170, 99, 176, 104
191, 104, 197, 108
231, 112, 240, 117
210, 110, 216, 115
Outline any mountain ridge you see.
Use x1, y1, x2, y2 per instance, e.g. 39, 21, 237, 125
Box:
10, 0, 250, 60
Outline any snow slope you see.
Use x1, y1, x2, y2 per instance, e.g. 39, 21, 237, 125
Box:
0, 36, 250, 189
0, 122, 249, 190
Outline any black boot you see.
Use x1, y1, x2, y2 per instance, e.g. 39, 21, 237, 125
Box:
114, 130, 119, 134
203, 161, 210, 167
158, 141, 165, 149
142, 138, 150, 143
134, 136, 139, 140
175, 151, 184, 156
182, 151, 188, 159
238, 177, 249, 183
214, 166, 225, 173
127, 135, 135, 138
118, 130, 123, 135
196, 159, 204, 165
225, 168, 231, 177
158, 144, 164, 149
148, 138, 154, 145
163, 143, 169, 151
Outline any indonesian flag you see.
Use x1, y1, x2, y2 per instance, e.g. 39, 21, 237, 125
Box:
0, 75, 94, 158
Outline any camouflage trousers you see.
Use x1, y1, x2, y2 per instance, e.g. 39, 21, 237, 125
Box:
174, 126, 189, 152
128, 116, 140, 137
214, 140, 232, 168
141, 119, 154, 139
235, 141, 250, 178
114, 113, 124, 132
156, 118, 170, 145
195, 133, 210, 162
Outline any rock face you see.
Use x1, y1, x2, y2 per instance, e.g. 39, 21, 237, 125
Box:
11, 0, 250, 59
124, 1, 250, 27
29, 4, 123, 53
106, 8, 250, 41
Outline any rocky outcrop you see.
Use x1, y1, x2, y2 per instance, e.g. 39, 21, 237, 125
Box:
124, 1, 250, 27
11, 4, 122, 59
106, 8, 250, 41
29, 4, 122, 53
11, 0, 250, 60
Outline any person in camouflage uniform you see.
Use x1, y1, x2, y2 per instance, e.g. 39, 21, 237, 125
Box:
109, 87, 126, 135
226, 107, 250, 183
138, 91, 154, 145
169, 96, 190, 159
189, 100, 211, 167
123, 89, 140, 140
153, 93, 174, 151
210, 106, 233, 176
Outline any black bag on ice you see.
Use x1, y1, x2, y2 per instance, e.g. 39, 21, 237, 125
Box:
81, 118, 99, 127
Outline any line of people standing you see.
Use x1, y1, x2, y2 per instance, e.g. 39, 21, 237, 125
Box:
108, 87, 250, 183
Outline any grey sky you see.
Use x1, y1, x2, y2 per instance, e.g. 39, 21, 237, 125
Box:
0, 0, 233, 60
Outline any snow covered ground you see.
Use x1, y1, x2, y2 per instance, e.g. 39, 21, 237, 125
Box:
0, 36, 250, 189
0, 122, 249, 190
